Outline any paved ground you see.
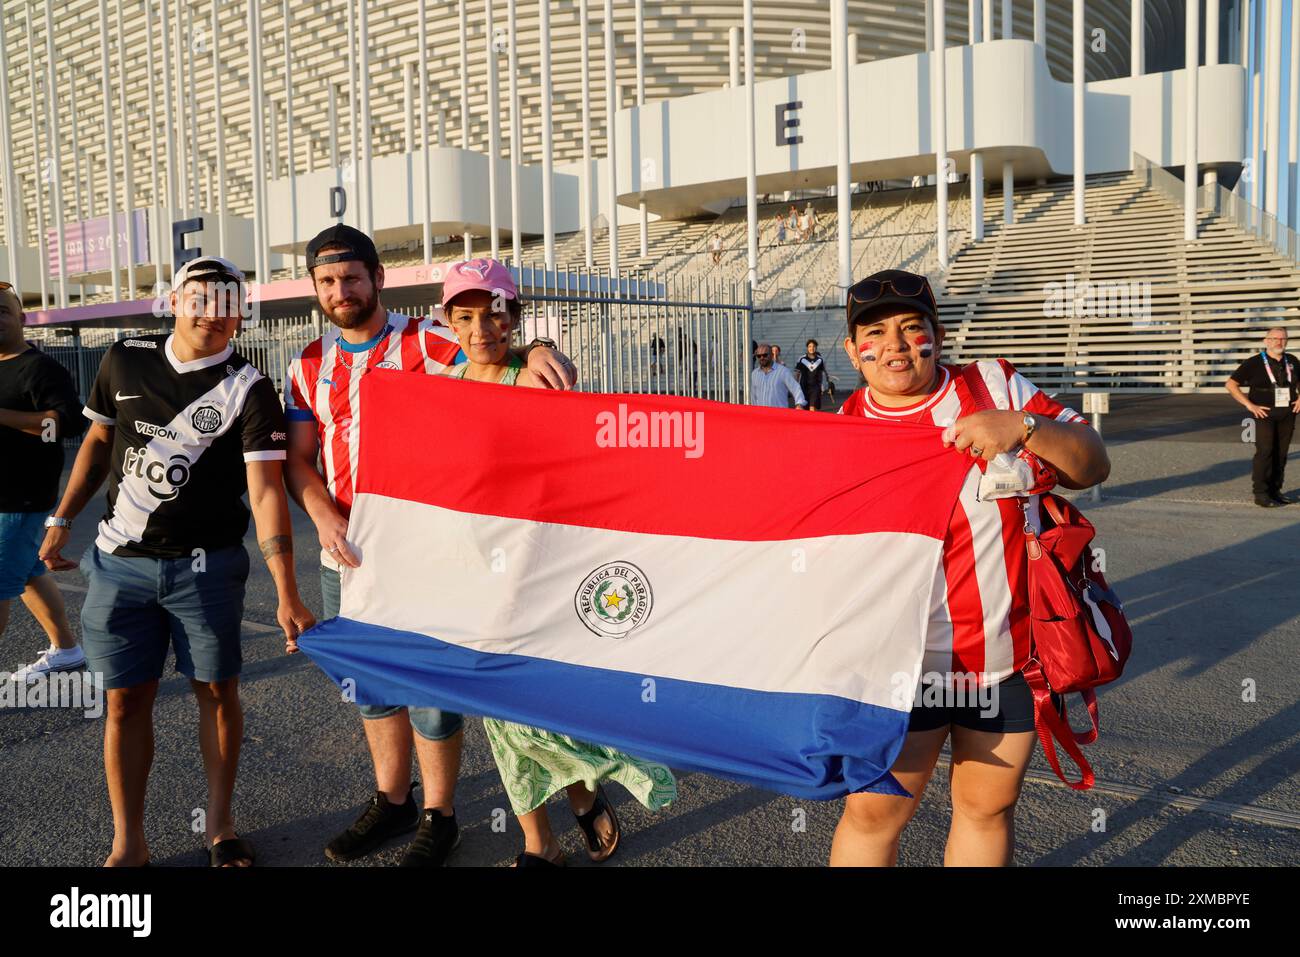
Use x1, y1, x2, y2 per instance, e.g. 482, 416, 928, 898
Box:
1, 394, 1297, 867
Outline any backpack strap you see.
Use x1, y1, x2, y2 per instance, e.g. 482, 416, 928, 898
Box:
1022, 661, 1097, 790
959, 362, 997, 411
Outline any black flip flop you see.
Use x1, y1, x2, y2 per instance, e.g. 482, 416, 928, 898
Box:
208, 837, 256, 868
573, 785, 620, 863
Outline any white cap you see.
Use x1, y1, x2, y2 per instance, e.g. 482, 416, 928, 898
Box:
171, 255, 246, 294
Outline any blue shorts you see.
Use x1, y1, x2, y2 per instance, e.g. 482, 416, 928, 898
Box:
80, 544, 250, 689
0, 511, 48, 601
320, 565, 463, 741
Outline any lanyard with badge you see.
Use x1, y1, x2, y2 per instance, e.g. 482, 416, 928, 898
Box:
1261, 351, 1294, 408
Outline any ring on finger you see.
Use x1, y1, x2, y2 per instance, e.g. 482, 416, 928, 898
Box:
971, 446, 984, 456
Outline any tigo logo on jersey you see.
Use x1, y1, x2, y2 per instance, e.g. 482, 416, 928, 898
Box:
123, 448, 193, 501
574, 562, 654, 638
191, 406, 223, 434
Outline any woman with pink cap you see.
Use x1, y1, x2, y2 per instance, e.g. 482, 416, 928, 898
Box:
440, 258, 677, 867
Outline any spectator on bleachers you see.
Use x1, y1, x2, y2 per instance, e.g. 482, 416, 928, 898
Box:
710, 234, 722, 266
1227, 327, 1300, 507
774, 213, 787, 244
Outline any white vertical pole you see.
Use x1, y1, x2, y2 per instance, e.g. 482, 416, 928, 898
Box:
459, 0, 472, 258
971, 0, 983, 43
24, 8, 49, 308
328, 85, 339, 168
636, 0, 647, 260
114, 0, 136, 298
1251, 7, 1261, 210
185, 1, 200, 216
539, 0, 555, 269
270, 101, 280, 181
982, 0, 991, 44
70, 62, 85, 297
438, 107, 446, 147
1290, 0, 1299, 229
1073, 0, 1086, 225
419, 0, 432, 264
849, 33, 858, 65
507, 0, 521, 265
212, 0, 227, 257
728, 26, 739, 87
1207, 0, 1220, 65
359, 0, 373, 235
160, 0, 177, 278
934, 0, 949, 268
581, 0, 593, 267
835, 0, 851, 289
174, 2, 190, 215
487, 0, 501, 260
283, 0, 298, 279
1131, 0, 1144, 75
44, 0, 68, 306
1185, 0, 1199, 240
1034, 0, 1045, 44
145, 0, 163, 286
96, 0, 120, 301
1002, 0, 1012, 38
604, 0, 620, 278
247, 0, 265, 282
347, 0, 358, 226
1003, 159, 1014, 224
1264, 0, 1282, 217
404, 61, 415, 153
0, 11, 22, 291
971, 0, 984, 241
744, 0, 756, 289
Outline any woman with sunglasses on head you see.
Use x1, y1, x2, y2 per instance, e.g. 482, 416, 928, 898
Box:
828, 269, 1110, 867
439, 259, 677, 867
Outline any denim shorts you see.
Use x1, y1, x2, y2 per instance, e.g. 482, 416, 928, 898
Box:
320, 565, 463, 741
0, 511, 48, 601
80, 544, 250, 689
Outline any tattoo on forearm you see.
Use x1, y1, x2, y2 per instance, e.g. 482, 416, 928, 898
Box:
259, 535, 293, 560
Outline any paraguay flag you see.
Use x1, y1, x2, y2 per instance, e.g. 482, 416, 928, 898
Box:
298, 372, 970, 800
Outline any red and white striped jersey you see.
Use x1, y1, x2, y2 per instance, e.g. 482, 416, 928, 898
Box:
285, 311, 461, 546
840, 359, 1088, 688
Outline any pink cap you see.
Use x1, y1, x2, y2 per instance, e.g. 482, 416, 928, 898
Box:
440, 258, 518, 309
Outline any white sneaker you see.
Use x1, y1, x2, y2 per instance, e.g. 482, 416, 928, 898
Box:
10, 646, 87, 683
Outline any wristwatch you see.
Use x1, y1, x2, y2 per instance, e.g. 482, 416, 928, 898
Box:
1020, 413, 1039, 444
527, 337, 558, 352
43, 516, 72, 530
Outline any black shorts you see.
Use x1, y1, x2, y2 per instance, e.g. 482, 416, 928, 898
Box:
907, 671, 1055, 734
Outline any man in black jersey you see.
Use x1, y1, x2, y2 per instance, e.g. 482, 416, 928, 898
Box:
39, 257, 315, 868
795, 338, 828, 412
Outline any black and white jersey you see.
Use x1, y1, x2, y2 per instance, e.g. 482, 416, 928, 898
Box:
796, 353, 826, 393
82, 334, 288, 559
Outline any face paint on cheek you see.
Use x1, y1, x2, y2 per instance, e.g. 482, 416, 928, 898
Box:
858, 342, 877, 363
913, 334, 934, 359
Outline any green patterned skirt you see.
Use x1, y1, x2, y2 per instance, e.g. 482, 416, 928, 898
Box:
483, 717, 678, 817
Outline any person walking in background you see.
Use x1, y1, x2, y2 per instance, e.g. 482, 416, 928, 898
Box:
0, 283, 88, 681
775, 213, 787, 244
751, 343, 806, 410
1227, 327, 1300, 507
771, 344, 784, 368
795, 339, 827, 412
710, 233, 723, 266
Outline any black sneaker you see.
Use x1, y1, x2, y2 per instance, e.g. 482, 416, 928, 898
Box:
1269, 493, 1291, 506
1255, 495, 1281, 508
325, 790, 420, 862
398, 809, 460, 867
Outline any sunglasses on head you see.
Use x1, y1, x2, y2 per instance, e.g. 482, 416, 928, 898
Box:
847, 274, 937, 314
0, 281, 13, 292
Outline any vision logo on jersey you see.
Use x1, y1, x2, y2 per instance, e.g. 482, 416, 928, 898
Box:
123, 448, 193, 501
191, 406, 223, 434
574, 562, 654, 638
134, 421, 179, 442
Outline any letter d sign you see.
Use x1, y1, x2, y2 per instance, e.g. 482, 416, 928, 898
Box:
330, 187, 347, 220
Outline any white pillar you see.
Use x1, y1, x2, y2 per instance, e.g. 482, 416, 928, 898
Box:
283, 0, 298, 278
539, 0, 555, 269
404, 61, 415, 153
580, 0, 593, 267
1003, 159, 1014, 224
0, 11, 21, 290
1034, 0, 1045, 44
1290, 0, 1299, 229
114, 0, 136, 298
507, 0, 522, 265
933, 0, 949, 269
1073, 0, 1086, 225
848, 33, 858, 65
246, 0, 265, 281
45, 0, 68, 307
970, 0, 983, 43
328, 86, 340, 168
23, 8, 49, 307
270, 101, 281, 181
160, 0, 178, 275
604, 0, 620, 278
486, 0, 501, 260
1251, 17, 1260, 210
419, 0, 432, 264
212, 0, 227, 257
459, 0, 472, 258
971, 152, 985, 240
359, 0, 373, 235
744, 0, 757, 289
1264, 0, 1282, 217
1207, 0, 1220, 65
835, 0, 851, 289
1002, 0, 1012, 38
982, 0, 991, 44
636, 0, 647, 260
1185, 0, 1199, 241
185, 1, 199, 217
144, 0, 163, 287
98, 0, 120, 301
729, 26, 739, 88
1131, 0, 1143, 76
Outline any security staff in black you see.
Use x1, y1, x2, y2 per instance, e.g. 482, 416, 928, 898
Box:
1227, 327, 1299, 507
795, 339, 827, 411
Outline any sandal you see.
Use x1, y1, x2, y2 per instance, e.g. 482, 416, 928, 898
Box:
512, 850, 565, 867
573, 785, 620, 863
208, 836, 256, 868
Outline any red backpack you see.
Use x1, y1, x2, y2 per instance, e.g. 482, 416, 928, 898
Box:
960, 364, 1133, 790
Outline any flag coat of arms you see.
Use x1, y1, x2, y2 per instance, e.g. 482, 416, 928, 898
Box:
298, 372, 970, 800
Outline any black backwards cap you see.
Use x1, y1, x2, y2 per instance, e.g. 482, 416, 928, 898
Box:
306, 224, 380, 272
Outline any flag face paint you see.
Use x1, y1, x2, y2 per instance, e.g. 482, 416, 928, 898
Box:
858, 342, 877, 362
297, 373, 971, 800
911, 334, 933, 359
